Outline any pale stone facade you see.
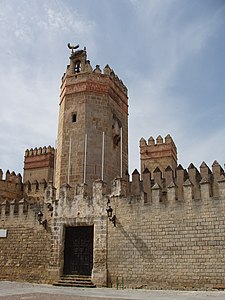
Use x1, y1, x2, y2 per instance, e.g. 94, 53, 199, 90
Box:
1, 46, 225, 290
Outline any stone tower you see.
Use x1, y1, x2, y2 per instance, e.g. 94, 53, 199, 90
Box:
139, 134, 177, 175
23, 146, 55, 183
55, 46, 128, 195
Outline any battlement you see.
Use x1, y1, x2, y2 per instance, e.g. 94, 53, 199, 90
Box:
103, 64, 128, 95
0, 197, 52, 229
0, 166, 49, 204
59, 159, 224, 203
0, 169, 22, 183
23, 178, 47, 202
140, 134, 178, 175
24, 146, 55, 184
44, 159, 225, 220
61, 65, 128, 103
140, 134, 176, 147
121, 160, 224, 204
66, 47, 127, 93
24, 146, 55, 157
61, 47, 128, 105
0, 169, 23, 204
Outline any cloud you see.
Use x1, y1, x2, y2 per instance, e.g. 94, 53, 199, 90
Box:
0, 0, 96, 174
127, 0, 225, 172
0, 0, 225, 178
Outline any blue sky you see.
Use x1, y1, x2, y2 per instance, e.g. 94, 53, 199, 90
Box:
0, 0, 225, 177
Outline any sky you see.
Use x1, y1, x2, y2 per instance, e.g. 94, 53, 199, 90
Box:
0, 0, 225, 178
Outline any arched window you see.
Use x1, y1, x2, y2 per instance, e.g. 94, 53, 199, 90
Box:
74, 60, 81, 73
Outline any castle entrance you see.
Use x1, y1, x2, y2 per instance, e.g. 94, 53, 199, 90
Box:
63, 226, 94, 276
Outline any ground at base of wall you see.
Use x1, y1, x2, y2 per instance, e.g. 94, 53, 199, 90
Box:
1, 281, 225, 300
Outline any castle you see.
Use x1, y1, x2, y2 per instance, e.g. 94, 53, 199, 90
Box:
1, 45, 225, 290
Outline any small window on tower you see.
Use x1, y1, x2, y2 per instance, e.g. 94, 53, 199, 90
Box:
72, 113, 77, 123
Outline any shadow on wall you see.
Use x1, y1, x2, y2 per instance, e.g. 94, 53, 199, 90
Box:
116, 219, 154, 261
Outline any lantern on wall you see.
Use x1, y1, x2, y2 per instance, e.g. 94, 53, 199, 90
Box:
106, 206, 116, 227
37, 211, 47, 229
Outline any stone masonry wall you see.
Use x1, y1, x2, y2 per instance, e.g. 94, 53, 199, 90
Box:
1, 160, 225, 289
0, 200, 52, 283
108, 196, 225, 290
45, 160, 225, 290
106, 163, 225, 290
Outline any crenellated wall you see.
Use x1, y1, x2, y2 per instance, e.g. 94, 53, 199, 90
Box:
0, 146, 56, 282
127, 160, 225, 203
140, 135, 178, 175
105, 161, 225, 290
43, 160, 225, 289
23, 178, 48, 202
24, 146, 55, 185
1, 159, 225, 289
0, 146, 55, 205
0, 169, 23, 204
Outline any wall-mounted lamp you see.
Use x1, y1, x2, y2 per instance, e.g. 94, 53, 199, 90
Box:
106, 206, 116, 227
37, 211, 47, 229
